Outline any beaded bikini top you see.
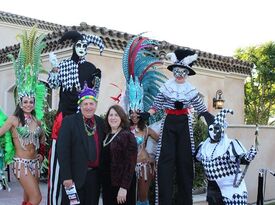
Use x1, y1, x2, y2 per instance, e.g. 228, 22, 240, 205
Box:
16, 125, 41, 150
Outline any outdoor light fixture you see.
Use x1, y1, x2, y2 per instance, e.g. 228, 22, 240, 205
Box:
213, 90, 225, 109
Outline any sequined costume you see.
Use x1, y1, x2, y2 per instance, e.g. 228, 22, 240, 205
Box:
120, 34, 166, 205
133, 127, 154, 181
13, 157, 40, 179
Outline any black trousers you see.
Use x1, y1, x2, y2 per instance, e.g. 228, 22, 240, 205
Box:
207, 180, 224, 205
158, 115, 193, 205
61, 169, 100, 205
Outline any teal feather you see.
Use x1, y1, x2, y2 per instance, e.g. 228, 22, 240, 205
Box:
123, 34, 167, 122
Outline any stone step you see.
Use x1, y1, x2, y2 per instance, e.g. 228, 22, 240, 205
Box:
193, 193, 207, 205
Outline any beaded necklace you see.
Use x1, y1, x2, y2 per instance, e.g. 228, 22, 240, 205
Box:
83, 116, 96, 137
103, 128, 121, 147
210, 142, 220, 160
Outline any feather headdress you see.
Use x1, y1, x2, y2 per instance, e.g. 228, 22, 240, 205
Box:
122, 34, 167, 122
8, 26, 47, 121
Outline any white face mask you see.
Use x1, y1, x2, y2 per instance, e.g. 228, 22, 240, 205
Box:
208, 124, 223, 142
173, 67, 189, 78
75, 40, 88, 57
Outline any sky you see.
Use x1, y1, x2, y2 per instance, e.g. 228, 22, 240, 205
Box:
2, 0, 275, 57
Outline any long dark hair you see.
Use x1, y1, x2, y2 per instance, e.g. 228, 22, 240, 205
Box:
105, 104, 130, 134
130, 115, 146, 131
14, 104, 36, 126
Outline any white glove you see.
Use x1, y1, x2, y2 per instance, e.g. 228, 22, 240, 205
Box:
244, 145, 257, 162
49, 52, 59, 68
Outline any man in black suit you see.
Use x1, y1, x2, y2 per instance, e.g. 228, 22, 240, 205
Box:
56, 83, 105, 205
47, 30, 104, 205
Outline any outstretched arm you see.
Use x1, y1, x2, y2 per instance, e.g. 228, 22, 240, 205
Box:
47, 52, 60, 89
148, 127, 159, 141
0, 116, 15, 137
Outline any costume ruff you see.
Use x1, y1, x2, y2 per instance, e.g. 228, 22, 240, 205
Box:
159, 79, 198, 103
196, 134, 248, 204
13, 157, 40, 179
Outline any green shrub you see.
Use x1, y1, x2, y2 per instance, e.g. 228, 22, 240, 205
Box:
40, 109, 57, 181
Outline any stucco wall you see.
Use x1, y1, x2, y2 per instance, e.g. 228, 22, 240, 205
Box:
0, 47, 248, 121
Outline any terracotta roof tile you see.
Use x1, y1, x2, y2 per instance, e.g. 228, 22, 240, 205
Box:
0, 11, 66, 31
0, 12, 253, 75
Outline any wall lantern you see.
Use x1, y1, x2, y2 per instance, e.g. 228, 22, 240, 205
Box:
213, 90, 224, 109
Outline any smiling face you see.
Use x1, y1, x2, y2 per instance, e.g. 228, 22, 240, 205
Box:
129, 110, 140, 125
80, 98, 97, 119
108, 108, 122, 131
20, 96, 35, 114
75, 40, 88, 57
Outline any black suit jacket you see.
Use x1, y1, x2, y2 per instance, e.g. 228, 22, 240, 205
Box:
56, 112, 105, 188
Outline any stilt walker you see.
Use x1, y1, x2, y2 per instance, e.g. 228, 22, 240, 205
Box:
47, 30, 104, 205
139, 49, 214, 205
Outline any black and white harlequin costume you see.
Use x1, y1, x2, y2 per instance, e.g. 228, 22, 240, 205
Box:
142, 49, 214, 205
47, 30, 104, 205
48, 31, 104, 116
196, 109, 257, 205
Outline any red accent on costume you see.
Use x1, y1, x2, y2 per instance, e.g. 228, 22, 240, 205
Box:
88, 130, 100, 168
38, 143, 46, 158
165, 108, 189, 115
51, 112, 63, 140
21, 201, 27, 205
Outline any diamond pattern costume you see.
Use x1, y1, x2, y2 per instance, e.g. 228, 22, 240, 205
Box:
47, 30, 104, 205
196, 109, 257, 205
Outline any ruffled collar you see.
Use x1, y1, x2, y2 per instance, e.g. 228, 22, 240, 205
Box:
159, 78, 198, 100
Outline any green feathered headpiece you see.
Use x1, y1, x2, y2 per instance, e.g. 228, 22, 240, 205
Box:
8, 26, 47, 121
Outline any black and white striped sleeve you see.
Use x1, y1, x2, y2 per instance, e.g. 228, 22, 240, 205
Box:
190, 94, 207, 113
152, 92, 165, 111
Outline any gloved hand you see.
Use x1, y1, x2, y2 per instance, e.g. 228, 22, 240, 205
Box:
137, 112, 150, 121
198, 112, 215, 127
92, 68, 101, 78
174, 101, 183, 110
49, 52, 59, 68
244, 145, 257, 162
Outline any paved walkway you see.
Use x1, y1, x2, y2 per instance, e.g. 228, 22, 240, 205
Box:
0, 168, 206, 205
0, 170, 105, 205
0, 172, 47, 205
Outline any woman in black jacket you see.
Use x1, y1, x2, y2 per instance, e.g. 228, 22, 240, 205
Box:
101, 105, 137, 205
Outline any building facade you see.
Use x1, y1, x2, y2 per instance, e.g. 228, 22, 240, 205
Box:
0, 11, 253, 123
